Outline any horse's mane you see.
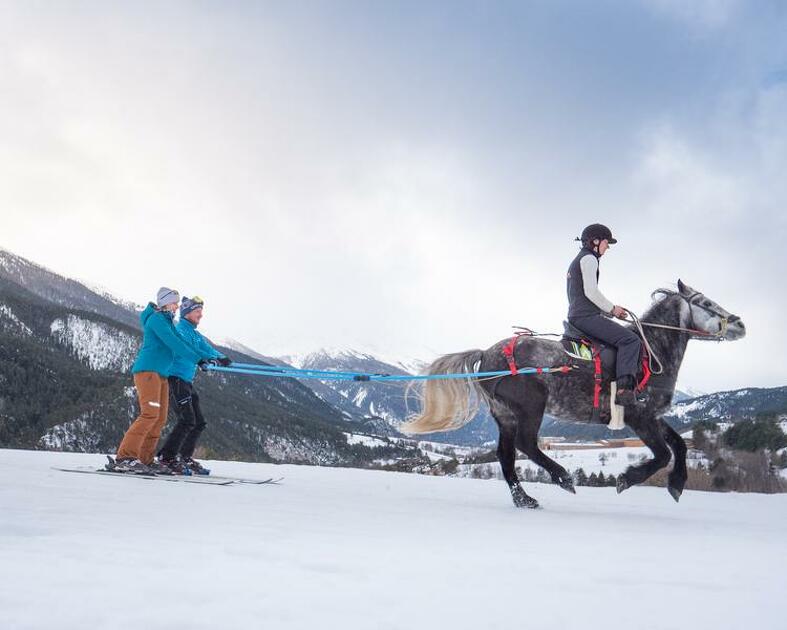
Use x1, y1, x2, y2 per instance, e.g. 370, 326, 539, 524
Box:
651, 288, 677, 301
640, 288, 680, 320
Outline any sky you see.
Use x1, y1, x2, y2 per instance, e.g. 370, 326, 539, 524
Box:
1, 0, 785, 392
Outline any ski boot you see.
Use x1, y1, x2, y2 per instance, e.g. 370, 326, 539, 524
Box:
107, 456, 152, 474
183, 458, 210, 475
147, 459, 176, 475
158, 457, 192, 476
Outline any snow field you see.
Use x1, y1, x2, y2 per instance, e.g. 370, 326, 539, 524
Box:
0, 449, 785, 630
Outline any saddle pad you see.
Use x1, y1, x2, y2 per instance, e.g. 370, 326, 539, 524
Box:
561, 337, 618, 380
561, 338, 593, 361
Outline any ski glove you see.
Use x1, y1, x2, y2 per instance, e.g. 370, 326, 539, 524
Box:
216, 356, 232, 367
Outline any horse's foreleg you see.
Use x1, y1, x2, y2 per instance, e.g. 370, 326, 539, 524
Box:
617, 418, 672, 494
660, 420, 688, 502
491, 406, 539, 509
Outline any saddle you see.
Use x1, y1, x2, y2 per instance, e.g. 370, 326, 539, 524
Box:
561, 320, 618, 378
560, 321, 652, 428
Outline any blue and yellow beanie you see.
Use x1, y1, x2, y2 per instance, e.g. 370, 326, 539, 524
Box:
180, 296, 205, 318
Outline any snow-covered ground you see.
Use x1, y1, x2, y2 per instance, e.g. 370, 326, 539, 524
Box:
527, 444, 714, 476
1, 449, 785, 630
526, 445, 653, 476
456, 445, 709, 480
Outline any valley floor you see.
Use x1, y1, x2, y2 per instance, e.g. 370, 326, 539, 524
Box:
1, 449, 784, 630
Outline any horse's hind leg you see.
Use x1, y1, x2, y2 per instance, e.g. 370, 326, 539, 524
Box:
513, 399, 576, 494
617, 416, 672, 494
489, 403, 540, 509
660, 420, 687, 502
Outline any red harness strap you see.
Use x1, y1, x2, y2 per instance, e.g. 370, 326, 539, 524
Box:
502, 333, 575, 378
502, 335, 519, 375
591, 344, 603, 410
637, 358, 652, 392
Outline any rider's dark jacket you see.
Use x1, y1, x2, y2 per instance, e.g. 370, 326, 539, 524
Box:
567, 246, 615, 320
566, 246, 641, 382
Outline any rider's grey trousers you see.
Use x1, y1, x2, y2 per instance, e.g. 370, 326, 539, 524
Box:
569, 314, 642, 382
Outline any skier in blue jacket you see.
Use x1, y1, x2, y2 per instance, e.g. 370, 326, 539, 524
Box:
158, 296, 231, 474
113, 288, 216, 473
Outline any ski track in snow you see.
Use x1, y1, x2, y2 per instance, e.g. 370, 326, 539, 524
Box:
0, 449, 784, 630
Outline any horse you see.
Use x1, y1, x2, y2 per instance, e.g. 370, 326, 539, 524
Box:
401, 280, 746, 508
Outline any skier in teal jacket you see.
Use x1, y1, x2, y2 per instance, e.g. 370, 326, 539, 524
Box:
158, 296, 231, 474
114, 288, 216, 473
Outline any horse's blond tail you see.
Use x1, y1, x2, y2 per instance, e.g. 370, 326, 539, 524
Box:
399, 350, 489, 435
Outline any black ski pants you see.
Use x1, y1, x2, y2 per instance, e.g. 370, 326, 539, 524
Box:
158, 377, 207, 461
569, 313, 642, 382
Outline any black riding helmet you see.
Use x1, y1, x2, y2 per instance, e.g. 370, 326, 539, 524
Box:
579, 223, 617, 246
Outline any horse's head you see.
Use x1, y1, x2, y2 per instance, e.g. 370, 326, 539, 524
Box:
674, 279, 746, 341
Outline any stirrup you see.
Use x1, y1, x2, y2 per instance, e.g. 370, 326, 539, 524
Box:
615, 389, 637, 407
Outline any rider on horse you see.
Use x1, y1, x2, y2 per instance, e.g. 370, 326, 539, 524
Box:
567, 224, 641, 406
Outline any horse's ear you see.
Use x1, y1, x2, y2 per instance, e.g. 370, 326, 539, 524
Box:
677, 279, 688, 295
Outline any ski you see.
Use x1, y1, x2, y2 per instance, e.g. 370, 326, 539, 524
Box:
51, 467, 234, 485
52, 466, 283, 486
204, 475, 284, 485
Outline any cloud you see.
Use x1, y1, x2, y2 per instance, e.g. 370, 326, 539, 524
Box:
641, 0, 742, 31
626, 82, 787, 390
0, 2, 784, 393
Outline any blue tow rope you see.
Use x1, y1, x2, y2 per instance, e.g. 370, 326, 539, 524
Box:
230, 363, 375, 378
206, 362, 571, 382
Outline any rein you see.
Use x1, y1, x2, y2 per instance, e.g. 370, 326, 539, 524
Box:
638, 320, 728, 338
635, 291, 730, 340
624, 290, 733, 377
625, 311, 665, 376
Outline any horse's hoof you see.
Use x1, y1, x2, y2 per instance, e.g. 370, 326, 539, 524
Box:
558, 476, 576, 494
616, 474, 630, 494
668, 486, 683, 503
515, 496, 541, 509
511, 487, 541, 509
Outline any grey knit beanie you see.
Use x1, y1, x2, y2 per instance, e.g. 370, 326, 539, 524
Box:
156, 287, 180, 308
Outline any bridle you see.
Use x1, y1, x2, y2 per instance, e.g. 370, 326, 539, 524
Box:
634, 290, 737, 341
623, 291, 739, 377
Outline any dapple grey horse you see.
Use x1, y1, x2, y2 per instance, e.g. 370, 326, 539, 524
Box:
402, 281, 745, 508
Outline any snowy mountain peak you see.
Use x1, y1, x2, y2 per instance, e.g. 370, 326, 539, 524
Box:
80, 281, 140, 313
0, 248, 140, 329
219, 338, 286, 365
664, 385, 787, 427
279, 347, 427, 376
674, 386, 707, 401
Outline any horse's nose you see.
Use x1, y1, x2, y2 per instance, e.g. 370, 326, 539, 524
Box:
728, 315, 745, 333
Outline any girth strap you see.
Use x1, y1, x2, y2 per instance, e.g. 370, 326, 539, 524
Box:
592, 344, 602, 410
637, 356, 652, 392
502, 335, 519, 375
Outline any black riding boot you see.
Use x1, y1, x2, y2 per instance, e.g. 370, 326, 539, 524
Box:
615, 375, 638, 406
